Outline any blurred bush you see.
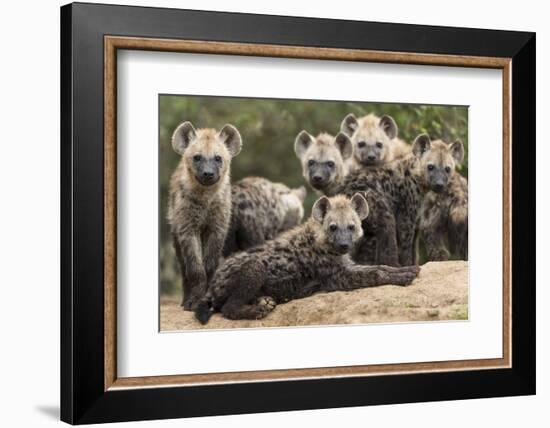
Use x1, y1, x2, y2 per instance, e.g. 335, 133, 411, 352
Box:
159, 95, 468, 295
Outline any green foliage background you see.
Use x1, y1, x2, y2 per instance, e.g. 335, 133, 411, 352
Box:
159, 95, 468, 296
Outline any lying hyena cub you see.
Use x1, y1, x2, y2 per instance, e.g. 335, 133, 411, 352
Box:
168, 121, 242, 310
340, 113, 410, 171
223, 177, 306, 256
333, 134, 465, 266
294, 131, 399, 266
195, 194, 419, 323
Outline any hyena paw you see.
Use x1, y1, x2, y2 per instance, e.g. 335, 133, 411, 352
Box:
429, 249, 450, 261
394, 265, 420, 286
254, 296, 276, 318
181, 297, 194, 311
183, 290, 207, 311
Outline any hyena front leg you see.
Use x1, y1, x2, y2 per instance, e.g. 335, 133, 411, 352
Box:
327, 264, 420, 291
375, 211, 400, 266
220, 259, 276, 320
351, 233, 378, 265
202, 222, 229, 284
362, 191, 399, 266
396, 211, 417, 266
422, 225, 450, 261
420, 199, 450, 261
172, 236, 191, 307
177, 233, 206, 311
448, 202, 468, 260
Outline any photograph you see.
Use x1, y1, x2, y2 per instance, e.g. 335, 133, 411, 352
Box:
159, 95, 469, 331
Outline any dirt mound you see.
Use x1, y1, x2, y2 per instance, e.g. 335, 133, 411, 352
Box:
160, 261, 468, 331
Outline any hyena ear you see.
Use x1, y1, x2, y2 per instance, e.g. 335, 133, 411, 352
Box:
171, 121, 196, 155
218, 124, 242, 157
312, 196, 331, 223
340, 113, 359, 136
335, 132, 353, 160
379, 115, 398, 139
412, 134, 432, 158
351, 193, 369, 220
292, 186, 307, 203
450, 140, 464, 164
294, 130, 314, 158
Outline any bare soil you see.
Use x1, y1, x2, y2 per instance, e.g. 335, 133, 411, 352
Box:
160, 260, 468, 331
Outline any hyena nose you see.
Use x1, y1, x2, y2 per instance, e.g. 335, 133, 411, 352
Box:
433, 183, 444, 192
367, 155, 376, 161
203, 171, 215, 179
312, 175, 323, 183
339, 243, 350, 252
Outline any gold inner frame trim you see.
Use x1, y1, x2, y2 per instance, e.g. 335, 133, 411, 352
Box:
104, 35, 512, 391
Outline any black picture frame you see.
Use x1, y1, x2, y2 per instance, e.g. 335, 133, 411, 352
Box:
61, 2, 535, 424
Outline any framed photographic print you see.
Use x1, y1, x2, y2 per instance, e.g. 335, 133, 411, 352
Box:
60, 2, 535, 424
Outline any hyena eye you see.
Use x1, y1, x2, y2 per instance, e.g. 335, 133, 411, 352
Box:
357, 141, 366, 148
375, 142, 383, 149
327, 161, 335, 168
308, 159, 315, 166
329, 224, 338, 232
445, 166, 451, 173
427, 164, 435, 171
214, 155, 223, 163
193, 154, 202, 163
348, 224, 355, 231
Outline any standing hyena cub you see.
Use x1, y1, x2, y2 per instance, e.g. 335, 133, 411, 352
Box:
167, 121, 242, 310
419, 155, 468, 260
195, 194, 419, 323
340, 113, 410, 171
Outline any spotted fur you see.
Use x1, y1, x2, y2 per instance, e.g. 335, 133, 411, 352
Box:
341, 113, 467, 261
340, 113, 411, 171
332, 135, 465, 265
195, 194, 419, 323
167, 121, 242, 310
294, 130, 400, 266
223, 177, 306, 256
419, 172, 468, 260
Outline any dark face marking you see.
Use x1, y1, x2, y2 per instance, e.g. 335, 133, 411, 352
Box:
355, 141, 386, 166
191, 154, 223, 186
325, 221, 358, 254
307, 160, 336, 190
426, 163, 450, 193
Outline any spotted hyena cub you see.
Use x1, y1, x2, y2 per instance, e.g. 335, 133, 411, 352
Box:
332, 134, 465, 266
341, 113, 468, 261
340, 113, 410, 171
294, 132, 351, 194
294, 131, 399, 266
195, 194, 419, 323
167, 121, 242, 310
419, 152, 468, 261
223, 177, 306, 256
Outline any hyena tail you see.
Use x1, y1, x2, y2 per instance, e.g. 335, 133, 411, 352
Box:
194, 294, 214, 325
